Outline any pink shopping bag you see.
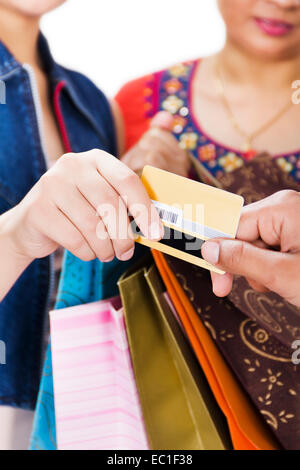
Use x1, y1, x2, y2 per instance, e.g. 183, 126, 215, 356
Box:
50, 296, 149, 450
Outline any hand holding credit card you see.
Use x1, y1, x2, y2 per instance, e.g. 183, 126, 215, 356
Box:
132, 166, 244, 274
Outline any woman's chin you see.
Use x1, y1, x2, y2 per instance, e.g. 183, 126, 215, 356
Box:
2, 0, 66, 17
238, 36, 300, 61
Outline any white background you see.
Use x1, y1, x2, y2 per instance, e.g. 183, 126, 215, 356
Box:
41, 0, 225, 98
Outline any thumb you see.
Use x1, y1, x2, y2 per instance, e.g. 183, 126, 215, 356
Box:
150, 111, 174, 131
201, 239, 285, 292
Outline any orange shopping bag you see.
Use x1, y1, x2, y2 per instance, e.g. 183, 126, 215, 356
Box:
152, 250, 279, 451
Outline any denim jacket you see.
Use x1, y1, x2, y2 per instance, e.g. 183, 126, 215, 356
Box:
0, 34, 117, 410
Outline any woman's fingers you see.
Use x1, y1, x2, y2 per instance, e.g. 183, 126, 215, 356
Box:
46, 150, 163, 262
145, 151, 170, 172
237, 190, 300, 248
35, 201, 96, 261
91, 150, 164, 240
140, 128, 182, 157
245, 277, 270, 293
210, 271, 233, 297
74, 168, 135, 261
121, 111, 190, 177
201, 237, 298, 297
141, 129, 190, 174
144, 142, 189, 176
150, 111, 174, 130
201, 191, 300, 305
52, 182, 116, 263
210, 270, 269, 298
14, 149, 165, 263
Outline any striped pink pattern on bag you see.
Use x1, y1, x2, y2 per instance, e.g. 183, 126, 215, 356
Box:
50, 297, 149, 450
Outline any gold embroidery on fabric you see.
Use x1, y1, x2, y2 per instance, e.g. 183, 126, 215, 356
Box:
230, 278, 300, 342
176, 273, 195, 302
243, 357, 297, 430
277, 410, 295, 424
262, 409, 295, 429
244, 290, 283, 334
258, 393, 273, 406
240, 319, 292, 362
243, 358, 261, 373
261, 410, 278, 430
203, 321, 217, 340
286, 325, 300, 338
260, 369, 284, 392
219, 330, 234, 342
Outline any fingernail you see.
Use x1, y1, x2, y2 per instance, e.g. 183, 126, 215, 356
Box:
149, 222, 164, 240
119, 247, 135, 261
201, 241, 220, 265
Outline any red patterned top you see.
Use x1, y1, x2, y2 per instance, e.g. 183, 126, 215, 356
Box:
116, 59, 300, 183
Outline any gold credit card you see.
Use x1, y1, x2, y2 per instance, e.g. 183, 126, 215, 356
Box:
134, 166, 244, 274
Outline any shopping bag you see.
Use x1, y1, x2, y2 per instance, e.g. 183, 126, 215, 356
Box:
153, 249, 281, 450
50, 296, 148, 450
118, 263, 231, 450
